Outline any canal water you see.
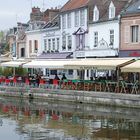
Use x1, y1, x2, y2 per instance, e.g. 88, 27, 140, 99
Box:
0, 97, 140, 140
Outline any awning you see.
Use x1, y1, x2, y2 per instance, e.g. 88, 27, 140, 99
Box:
121, 60, 140, 72
22, 60, 77, 69
1, 61, 27, 67
64, 58, 133, 70
37, 52, 73, 59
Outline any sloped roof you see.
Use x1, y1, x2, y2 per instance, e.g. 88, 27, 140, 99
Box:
61, 0, 89, 12
88, 0, 132, 23
121, 0, 140, 16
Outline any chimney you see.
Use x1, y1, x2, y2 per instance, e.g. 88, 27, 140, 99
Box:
32, 7, 40, 13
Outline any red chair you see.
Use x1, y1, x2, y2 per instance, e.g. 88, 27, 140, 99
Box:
5, 79, 10, 86
39, 79, 46, 88
52, 79, 59, 89
13, 78, 17, 86
25, 78, 30, 87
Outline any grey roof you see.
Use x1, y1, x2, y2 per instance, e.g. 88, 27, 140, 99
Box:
37, 52, 73, 59
122, 0, 140, 15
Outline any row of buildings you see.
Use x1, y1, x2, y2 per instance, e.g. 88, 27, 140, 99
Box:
6, 0, 140, 78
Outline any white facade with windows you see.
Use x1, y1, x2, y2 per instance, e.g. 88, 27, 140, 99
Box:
26, 30, 42, 58
42, 28, 60, 53
88, 20, 119, 57
60, 8, 88, 53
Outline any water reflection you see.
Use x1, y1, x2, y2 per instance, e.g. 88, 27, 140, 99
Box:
0, 97, 140, 140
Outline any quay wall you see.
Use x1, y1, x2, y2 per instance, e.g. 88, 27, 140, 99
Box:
0, 86, 140, 108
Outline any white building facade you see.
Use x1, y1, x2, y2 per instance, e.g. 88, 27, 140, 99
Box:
88, 20, 119, 57
26, 30, 42, 59
60, 1, 89, 57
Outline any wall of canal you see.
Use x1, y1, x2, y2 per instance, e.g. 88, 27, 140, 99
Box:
0, 86, 140, 108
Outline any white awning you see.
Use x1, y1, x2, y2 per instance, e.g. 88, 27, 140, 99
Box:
121, 60, 140, 72
1, 61, 27, 67
64, 58, 133, 70
22, 60, 78, 69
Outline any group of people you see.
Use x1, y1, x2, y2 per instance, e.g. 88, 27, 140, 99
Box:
54, 73, 67, 80
27, 73, 67, 87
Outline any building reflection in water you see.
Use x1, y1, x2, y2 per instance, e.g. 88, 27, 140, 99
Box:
0, 97, 140, 140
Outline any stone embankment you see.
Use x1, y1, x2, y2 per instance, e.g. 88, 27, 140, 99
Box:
0, 86, 140, 108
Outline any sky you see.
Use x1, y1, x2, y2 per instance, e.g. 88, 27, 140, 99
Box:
0, 0, 68, 31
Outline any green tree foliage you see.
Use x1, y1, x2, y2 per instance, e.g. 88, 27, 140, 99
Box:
15, 67, 28, 76
2, 68, 13, 76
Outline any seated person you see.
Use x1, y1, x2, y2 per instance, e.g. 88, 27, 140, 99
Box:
54, 74, 60, 80
61, 74, 67, 80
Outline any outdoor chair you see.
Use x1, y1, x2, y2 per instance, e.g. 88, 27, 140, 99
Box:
25, 78, 30, 88
13, 78, 17, 86
39, 79, 46, 88
5, 79, 11, 86
52, 79, 59, 89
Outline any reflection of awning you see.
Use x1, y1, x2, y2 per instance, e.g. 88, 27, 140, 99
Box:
121, 60, 140, 72
64, 58, 133, 70
23, 60, 76, 69
1, 61, 27, 67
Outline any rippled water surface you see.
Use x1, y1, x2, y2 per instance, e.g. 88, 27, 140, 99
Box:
0, 97, 140, 140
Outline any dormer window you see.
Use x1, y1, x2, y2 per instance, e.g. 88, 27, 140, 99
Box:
109, 1, 115, 19
93, 6, 99, 22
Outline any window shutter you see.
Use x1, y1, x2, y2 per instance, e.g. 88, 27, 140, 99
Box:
124, 26, 130, 43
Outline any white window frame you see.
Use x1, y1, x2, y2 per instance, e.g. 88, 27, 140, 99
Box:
75, 11, 79, 27
52, 38, 55, 50
67, 35, 72, 50
109, 1, 115, 19
48, 39, 51, 51
131, 25, 139, 43
62, 15, 66, 29
110, 30, 114, 45
94, 32, 98, 47
80, 9, 85, 26
62, 35, 66, 50
44, 39, 47, 51
93, 6, 99, 22
67, 13, 71, 28
56, 38, 60, 51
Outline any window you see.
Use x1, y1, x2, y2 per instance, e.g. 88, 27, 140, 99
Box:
68, 36, 72, 50
109, 2, 115, 19
62, 15, 66, 29
110, 30, 114, 45
62, 35, 66, 50
44, 39, 47, 50
48, 39, 51, 50
80, 9, 85, 26
75, 11, 79, 27
68, 70, 73, 75
21, 48, 25, 57
67, 13, 71, 28
131, 25, 139, 43
52, 39, 55, 50
56, 38, 59, 51
93, 6, 99, 21
50, 70, 57, 75
94, 32, 98, 47
29, 40, 32, 53
34, 40, 38, 52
